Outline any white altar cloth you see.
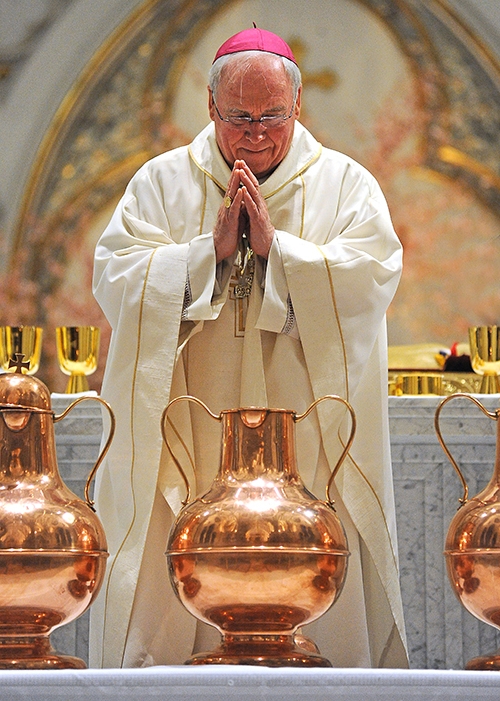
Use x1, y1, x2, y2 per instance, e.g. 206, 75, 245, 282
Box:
2, 667, 500, 700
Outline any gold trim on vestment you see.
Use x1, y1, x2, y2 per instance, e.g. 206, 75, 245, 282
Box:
187, 143, 323, 203
315, 247, 399, 575
299, 173, 306, 238
188, 145, 226, 193
263, 145, 322, 200
343, 450, 401, 576
200, 172, 207, 235
101, 247, 157, 668
317, 246, 349, 401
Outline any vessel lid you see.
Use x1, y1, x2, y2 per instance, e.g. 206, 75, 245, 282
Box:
0, 361, 51, 412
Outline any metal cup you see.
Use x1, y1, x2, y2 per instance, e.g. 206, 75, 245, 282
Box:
468, 326, 500, 393
55, 326, 100, 393
0, 326, 43, 375
398, 373, 443, 395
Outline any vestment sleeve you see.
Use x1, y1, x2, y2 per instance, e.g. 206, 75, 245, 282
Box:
255, 165, 402, 396
93, 166, 184, 326
93, 164, 232, 328
255, 236, 298, 337
183, 235, 235, 321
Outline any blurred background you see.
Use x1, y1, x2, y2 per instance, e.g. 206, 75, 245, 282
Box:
1, 0, 500, 391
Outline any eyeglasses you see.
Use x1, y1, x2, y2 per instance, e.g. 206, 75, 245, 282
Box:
212, 95, 297, 128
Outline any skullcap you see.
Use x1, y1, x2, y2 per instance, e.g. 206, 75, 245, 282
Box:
213, 27, 297, 65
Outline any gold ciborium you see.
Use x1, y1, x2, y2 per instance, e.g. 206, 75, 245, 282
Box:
468, 326, 500, 393
162, 395, 354, 667
436, 393, 500, 670
56, 326, 99, 393
0, 362, 114, 668
0, 326, 43, 375
398, 373, 443, 396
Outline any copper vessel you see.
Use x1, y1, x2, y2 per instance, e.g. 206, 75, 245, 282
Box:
162, 395, 353, 667
0, 361, 114, 668
435, 393, 500, 670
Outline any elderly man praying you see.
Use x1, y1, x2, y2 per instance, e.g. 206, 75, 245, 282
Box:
91, 27, 406, 669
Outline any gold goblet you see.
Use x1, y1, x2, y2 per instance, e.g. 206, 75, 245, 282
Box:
0, 326, 43, 375
56, 326, 100, 394
468, 326, 500, 393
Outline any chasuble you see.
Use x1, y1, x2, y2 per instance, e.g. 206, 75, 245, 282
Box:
91, 121, 406, 668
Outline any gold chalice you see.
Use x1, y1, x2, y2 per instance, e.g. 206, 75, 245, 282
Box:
0, 326, 43, 375
468, 326, 500, 393
56, 326, 100, 393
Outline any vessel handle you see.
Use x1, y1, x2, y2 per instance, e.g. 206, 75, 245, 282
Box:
54, 396, 116, 510
161, 395, 221, 506
434, 393, 497, 506
295, 394, 356, 506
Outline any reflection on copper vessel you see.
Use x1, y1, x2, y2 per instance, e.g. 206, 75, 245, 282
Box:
163, 396, 353, 667
436, 393, 500, 670
0, 365, 114, 668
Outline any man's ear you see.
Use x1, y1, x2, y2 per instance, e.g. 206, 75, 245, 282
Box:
294, 84, 302, 117
208, 87, 216, 122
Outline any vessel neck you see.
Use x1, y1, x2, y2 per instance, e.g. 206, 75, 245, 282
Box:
0, 412, 61, 484
219, 409, 299, 483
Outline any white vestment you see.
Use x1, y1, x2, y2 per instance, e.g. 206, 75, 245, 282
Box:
91, 121, 407, 669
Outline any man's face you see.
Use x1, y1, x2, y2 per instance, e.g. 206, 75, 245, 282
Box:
209, 54, 301, 179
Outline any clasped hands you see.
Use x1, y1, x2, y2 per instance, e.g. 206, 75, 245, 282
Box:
213, 160, 274, 263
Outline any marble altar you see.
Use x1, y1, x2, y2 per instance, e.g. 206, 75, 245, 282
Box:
2, 667, 500, 700
49, 393, 500, 670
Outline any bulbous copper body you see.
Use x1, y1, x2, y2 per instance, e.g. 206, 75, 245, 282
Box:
0, 370, 112, 669
436, 394, 500, 670
164, 397, 351, 667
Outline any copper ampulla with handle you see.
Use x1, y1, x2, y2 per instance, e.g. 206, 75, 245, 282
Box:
435, 393, 500, 670
0, 364, 114, 669
162, 394, 355, 667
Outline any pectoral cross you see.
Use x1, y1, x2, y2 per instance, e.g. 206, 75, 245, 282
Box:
9, 354, 30, 374
229, 276, 248, 337
229, 247, 255, 337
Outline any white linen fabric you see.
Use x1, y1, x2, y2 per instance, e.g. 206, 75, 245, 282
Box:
91, 121, 406, 669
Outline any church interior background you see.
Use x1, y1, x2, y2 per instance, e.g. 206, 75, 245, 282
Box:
1, 0, 500, 391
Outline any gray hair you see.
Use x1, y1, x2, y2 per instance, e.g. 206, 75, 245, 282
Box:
208, 50, 301, 100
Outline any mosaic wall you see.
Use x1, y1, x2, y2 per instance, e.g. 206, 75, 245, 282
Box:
1, 0, 500, 389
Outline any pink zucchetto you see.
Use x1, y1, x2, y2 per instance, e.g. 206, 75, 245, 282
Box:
213, 27, 297, 65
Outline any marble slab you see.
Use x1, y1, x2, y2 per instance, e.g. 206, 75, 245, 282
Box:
50, 395, 104, 667
390, 394, 500, 670
2, 667, 500, 701
47, 394, 500, 669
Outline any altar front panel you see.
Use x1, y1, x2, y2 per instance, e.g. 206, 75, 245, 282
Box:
390, 395, 500, 669
50, 394, 500, 669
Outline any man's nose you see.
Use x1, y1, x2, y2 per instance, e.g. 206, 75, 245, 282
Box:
244, 122, 267, 140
